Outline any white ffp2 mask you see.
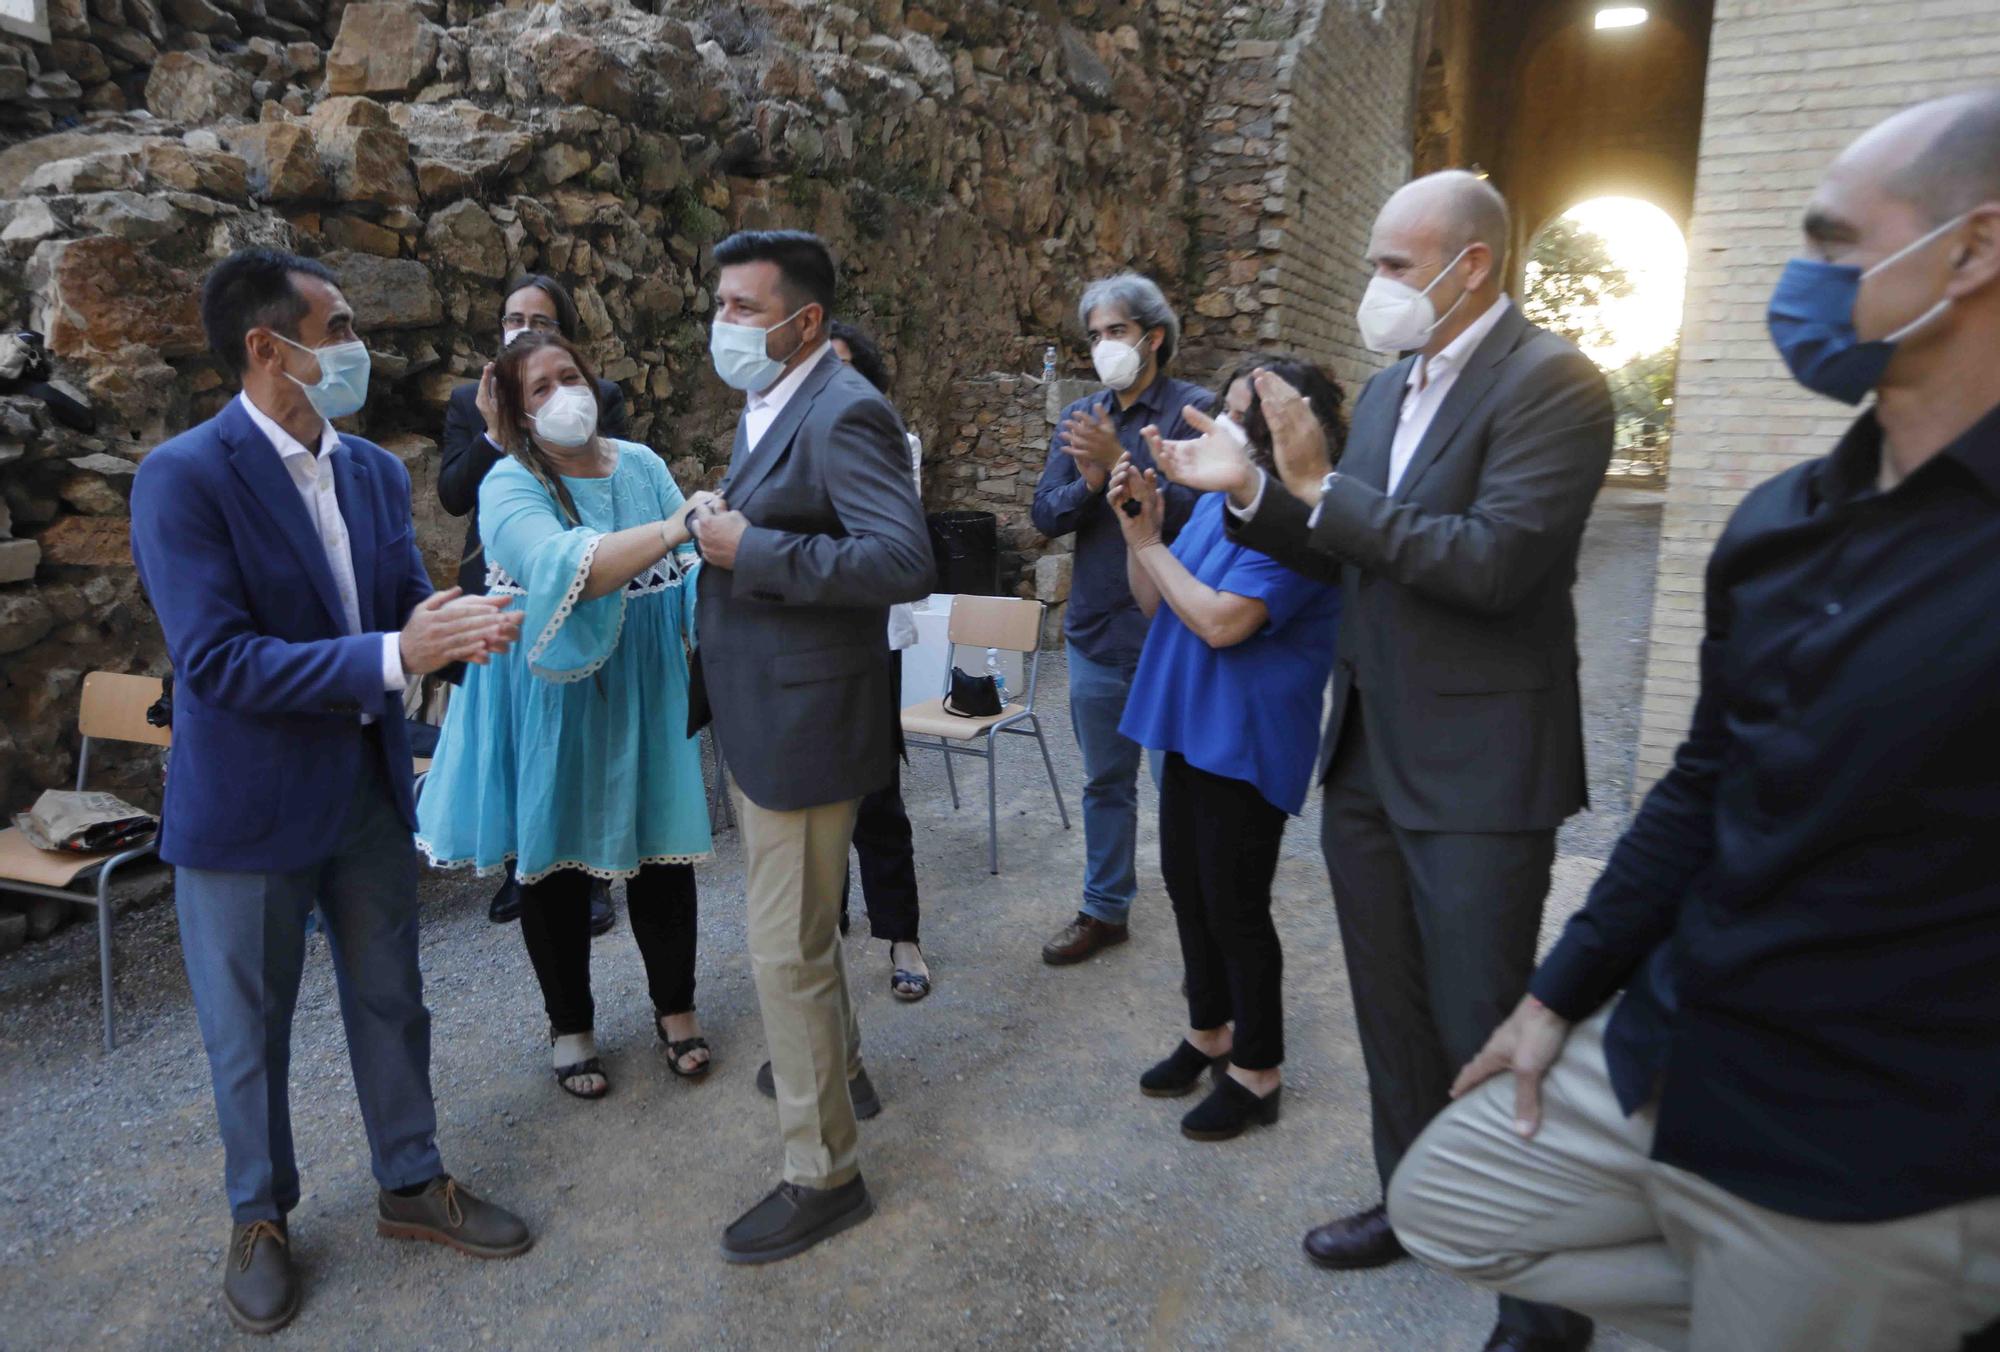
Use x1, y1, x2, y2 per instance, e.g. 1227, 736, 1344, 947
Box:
1355, 246, 1473, 354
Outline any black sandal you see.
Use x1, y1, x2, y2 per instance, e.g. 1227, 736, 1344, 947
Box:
551, 1032, 609, 1099
890, 946, 932, 1002
656, 1015, 712, 1080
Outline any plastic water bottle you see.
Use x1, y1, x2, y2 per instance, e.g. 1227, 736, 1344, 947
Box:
1042, 346, 1057, 385
985, 647, 1009, 706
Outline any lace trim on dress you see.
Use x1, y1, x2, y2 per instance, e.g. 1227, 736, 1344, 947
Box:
416, 837, 713, 883
524, 532, 622, 685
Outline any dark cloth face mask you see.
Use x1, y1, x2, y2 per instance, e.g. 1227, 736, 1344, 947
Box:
1766, 212, 1968, 405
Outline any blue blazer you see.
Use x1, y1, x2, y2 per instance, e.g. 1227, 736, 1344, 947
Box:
130, 397, 433, 872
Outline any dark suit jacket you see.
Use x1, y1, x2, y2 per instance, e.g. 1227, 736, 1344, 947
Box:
438, 376, 628, 596
1232, 303, 1614, 833
696, 350, 935, 812
130, 398, 432, 871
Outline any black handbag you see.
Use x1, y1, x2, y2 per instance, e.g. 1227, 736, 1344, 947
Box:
943, 666, 1003, 718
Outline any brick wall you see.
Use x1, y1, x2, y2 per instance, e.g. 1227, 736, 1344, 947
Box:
1633, 0, 2000, 790
1268, 0, 1422, 396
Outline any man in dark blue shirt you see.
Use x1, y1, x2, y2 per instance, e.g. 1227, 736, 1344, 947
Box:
1032, 274, 1210, 965
1388, 91, 2000, 1352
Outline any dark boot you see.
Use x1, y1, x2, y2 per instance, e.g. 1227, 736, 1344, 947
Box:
720, 1176, 873, 1264
1040, 913, 1128, 965
587, 879, 615, 936
376, 1176, 532, 1259
222, 1219, 299, 1335
487, 874, 522, 925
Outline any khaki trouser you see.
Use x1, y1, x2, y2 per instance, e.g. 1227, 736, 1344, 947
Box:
735, 788, 864, 1190
1388, 1005, 2000, 1352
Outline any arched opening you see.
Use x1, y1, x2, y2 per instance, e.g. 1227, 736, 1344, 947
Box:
1524, 196, 1685, 479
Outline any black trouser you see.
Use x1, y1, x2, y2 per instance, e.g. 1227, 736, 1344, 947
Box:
1158, 751, 1288, 1070
1321, 697, 1588, 1346
841, 652, 920, 944
518, 863, 697, 1036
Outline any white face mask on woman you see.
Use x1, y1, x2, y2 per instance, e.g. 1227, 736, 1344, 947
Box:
531, 383, 599, 448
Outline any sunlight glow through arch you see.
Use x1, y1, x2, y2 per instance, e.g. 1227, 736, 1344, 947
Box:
1546, 196, 1687, 369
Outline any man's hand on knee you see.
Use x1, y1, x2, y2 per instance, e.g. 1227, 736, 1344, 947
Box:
1450, 994, 1573, 1139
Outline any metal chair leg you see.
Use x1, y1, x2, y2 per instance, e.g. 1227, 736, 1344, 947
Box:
97, 866, 116, 1052
986, 731, 999, 875
942, 738, 961, 810
1030, 717, 1071, 830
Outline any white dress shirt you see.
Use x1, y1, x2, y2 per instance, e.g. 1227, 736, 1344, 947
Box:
1385, 293, 1512, 494
886, 430, 925, 651
744, 339, 834, 451
238, 393, 406, 718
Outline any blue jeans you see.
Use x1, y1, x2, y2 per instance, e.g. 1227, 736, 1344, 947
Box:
1067, 642, 1151, 926
175, 755, 443, 1222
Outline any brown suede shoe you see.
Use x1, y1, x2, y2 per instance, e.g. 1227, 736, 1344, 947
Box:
222, 1218, 298, 1335
1041, 913, 1129, 966
376, 1176, 532, 1259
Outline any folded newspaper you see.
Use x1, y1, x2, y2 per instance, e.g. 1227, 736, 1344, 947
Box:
13, 790, 158, 854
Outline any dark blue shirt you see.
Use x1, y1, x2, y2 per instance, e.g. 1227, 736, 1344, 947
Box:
1031, 374, 1211, 665
1118, 494, 1341, 814
1532, 402, 2000, 1223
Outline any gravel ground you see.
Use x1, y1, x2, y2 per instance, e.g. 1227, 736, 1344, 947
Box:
0, 486, 1661, 1352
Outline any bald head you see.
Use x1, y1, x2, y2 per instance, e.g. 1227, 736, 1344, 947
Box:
1878, 89, 2000, 224
1378, 170, 1512, 268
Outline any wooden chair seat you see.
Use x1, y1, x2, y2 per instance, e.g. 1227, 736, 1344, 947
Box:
0, 825, 116, 889
900, 697, 1022, 741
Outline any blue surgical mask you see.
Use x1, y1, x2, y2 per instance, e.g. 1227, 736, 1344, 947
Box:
1766, 212, 1967, 405
710, 307, 806, 392
275, 333, 371, 420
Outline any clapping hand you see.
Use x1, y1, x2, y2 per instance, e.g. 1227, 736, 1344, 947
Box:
1106, 452, 1165, 550
1146, 404, 1259, 505
1252, 369, 1333, 505
476, 364, 501, 441
1059, 406, 1123, 489
399, 588, 525, 675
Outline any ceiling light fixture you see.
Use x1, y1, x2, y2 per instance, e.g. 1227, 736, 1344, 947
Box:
1595, 6, 1648, 29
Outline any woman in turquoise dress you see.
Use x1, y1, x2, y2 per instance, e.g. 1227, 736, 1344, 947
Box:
417, 332, 714, 1100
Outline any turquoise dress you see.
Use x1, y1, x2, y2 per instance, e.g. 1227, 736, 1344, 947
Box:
416, 440, 712, 883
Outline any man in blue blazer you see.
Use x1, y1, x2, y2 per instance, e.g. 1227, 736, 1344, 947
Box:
130, 248, 532, 1334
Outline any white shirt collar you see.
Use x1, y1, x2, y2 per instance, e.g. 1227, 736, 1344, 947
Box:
1408, 293, 1513, 392
238, 391, 339, 464
747, 340, 832, 416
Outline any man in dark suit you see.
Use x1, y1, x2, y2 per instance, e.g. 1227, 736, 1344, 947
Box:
1153, 171, 1612, 1352
436, 273, 625, 929
687, 231, 935, 1263
131, 248, 531, 1334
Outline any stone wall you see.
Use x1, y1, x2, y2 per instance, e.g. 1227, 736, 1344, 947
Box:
0, 0, 1308, 812
1632, 0, 2000, 790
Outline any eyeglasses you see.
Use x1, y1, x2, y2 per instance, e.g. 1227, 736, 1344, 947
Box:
502, 314, 562, 334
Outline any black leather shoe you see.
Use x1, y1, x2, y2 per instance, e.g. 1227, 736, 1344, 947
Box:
1180, 1076, 1281, 1141
1140, 1039, 1228, 1097
587, 880, 615, 936
1303, 1203, 1406, 1270
1481, 1320, 1593, 1352
754, 1059, 882, 1119
721, 1175, 874, 1264
487, 876, 522, 925
222, 1218, 298, 1335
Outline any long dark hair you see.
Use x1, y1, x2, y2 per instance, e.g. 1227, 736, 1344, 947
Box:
1216, 353, 1347, 474
493, 332, 603, 526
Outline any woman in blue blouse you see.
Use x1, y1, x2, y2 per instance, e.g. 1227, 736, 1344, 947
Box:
1115, 355, 1346, 1142
417, 333, 714, 1100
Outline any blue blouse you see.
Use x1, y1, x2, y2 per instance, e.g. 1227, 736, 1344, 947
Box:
1118, 493, 1341, 814
415, 441, 712, 883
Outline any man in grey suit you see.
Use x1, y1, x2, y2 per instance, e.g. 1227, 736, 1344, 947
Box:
1151, 172, 1611, 1352
688, 230, 935, 1264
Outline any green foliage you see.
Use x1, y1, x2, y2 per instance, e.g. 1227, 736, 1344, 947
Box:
1608, 338, 1679, 436
1522, 219, 1635, 353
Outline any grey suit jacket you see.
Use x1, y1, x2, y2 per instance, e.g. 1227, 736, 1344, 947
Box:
1232, 304, 1614, 833
695, 351, 936, 812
